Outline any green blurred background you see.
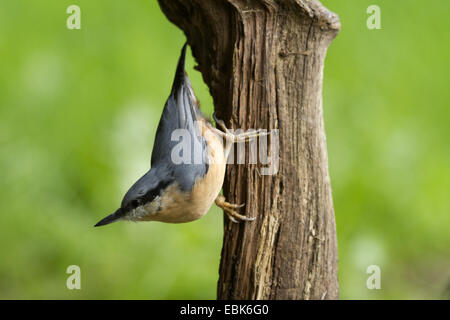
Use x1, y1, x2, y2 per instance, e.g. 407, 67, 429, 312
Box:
0, 0, 448, 299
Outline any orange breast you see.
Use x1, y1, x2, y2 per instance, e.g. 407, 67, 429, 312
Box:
143, 119, 226, 223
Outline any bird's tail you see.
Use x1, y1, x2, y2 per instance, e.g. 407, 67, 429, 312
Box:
170, 43, 202, 125
171, 43, 188, 95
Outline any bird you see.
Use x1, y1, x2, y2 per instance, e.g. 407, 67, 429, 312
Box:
94, 43, 265, 227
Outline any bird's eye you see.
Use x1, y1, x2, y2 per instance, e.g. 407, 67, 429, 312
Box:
131, 199, 140, 208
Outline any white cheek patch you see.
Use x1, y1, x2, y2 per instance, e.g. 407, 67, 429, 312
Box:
125, 196, 162, 221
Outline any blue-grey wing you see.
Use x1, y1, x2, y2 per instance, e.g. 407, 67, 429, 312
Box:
150, 44, 208, 192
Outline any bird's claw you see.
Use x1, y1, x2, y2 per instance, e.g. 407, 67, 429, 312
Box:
213, 113, 269, 143
215, 195, 255, 223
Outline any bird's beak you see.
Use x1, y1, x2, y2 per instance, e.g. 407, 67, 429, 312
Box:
94, 208, 124, 227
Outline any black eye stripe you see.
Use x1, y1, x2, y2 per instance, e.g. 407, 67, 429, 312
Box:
127, 179, 173, 211
132, 199, 140, 207
142, 180, 172, 204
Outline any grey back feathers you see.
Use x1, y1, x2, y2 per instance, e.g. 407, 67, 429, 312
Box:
150, 44, 208, 189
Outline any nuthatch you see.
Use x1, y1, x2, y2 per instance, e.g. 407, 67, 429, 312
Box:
95, 44, 265, 227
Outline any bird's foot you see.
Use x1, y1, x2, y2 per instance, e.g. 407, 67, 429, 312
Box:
212, 113, 269, 143
215, 195, 255, 223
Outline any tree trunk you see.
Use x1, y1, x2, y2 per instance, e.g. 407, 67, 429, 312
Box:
158, 0, 340, 300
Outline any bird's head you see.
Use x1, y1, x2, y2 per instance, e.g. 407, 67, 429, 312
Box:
94, 172, 170, 227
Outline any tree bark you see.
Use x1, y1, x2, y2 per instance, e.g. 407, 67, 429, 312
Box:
158, 0, 340, 300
